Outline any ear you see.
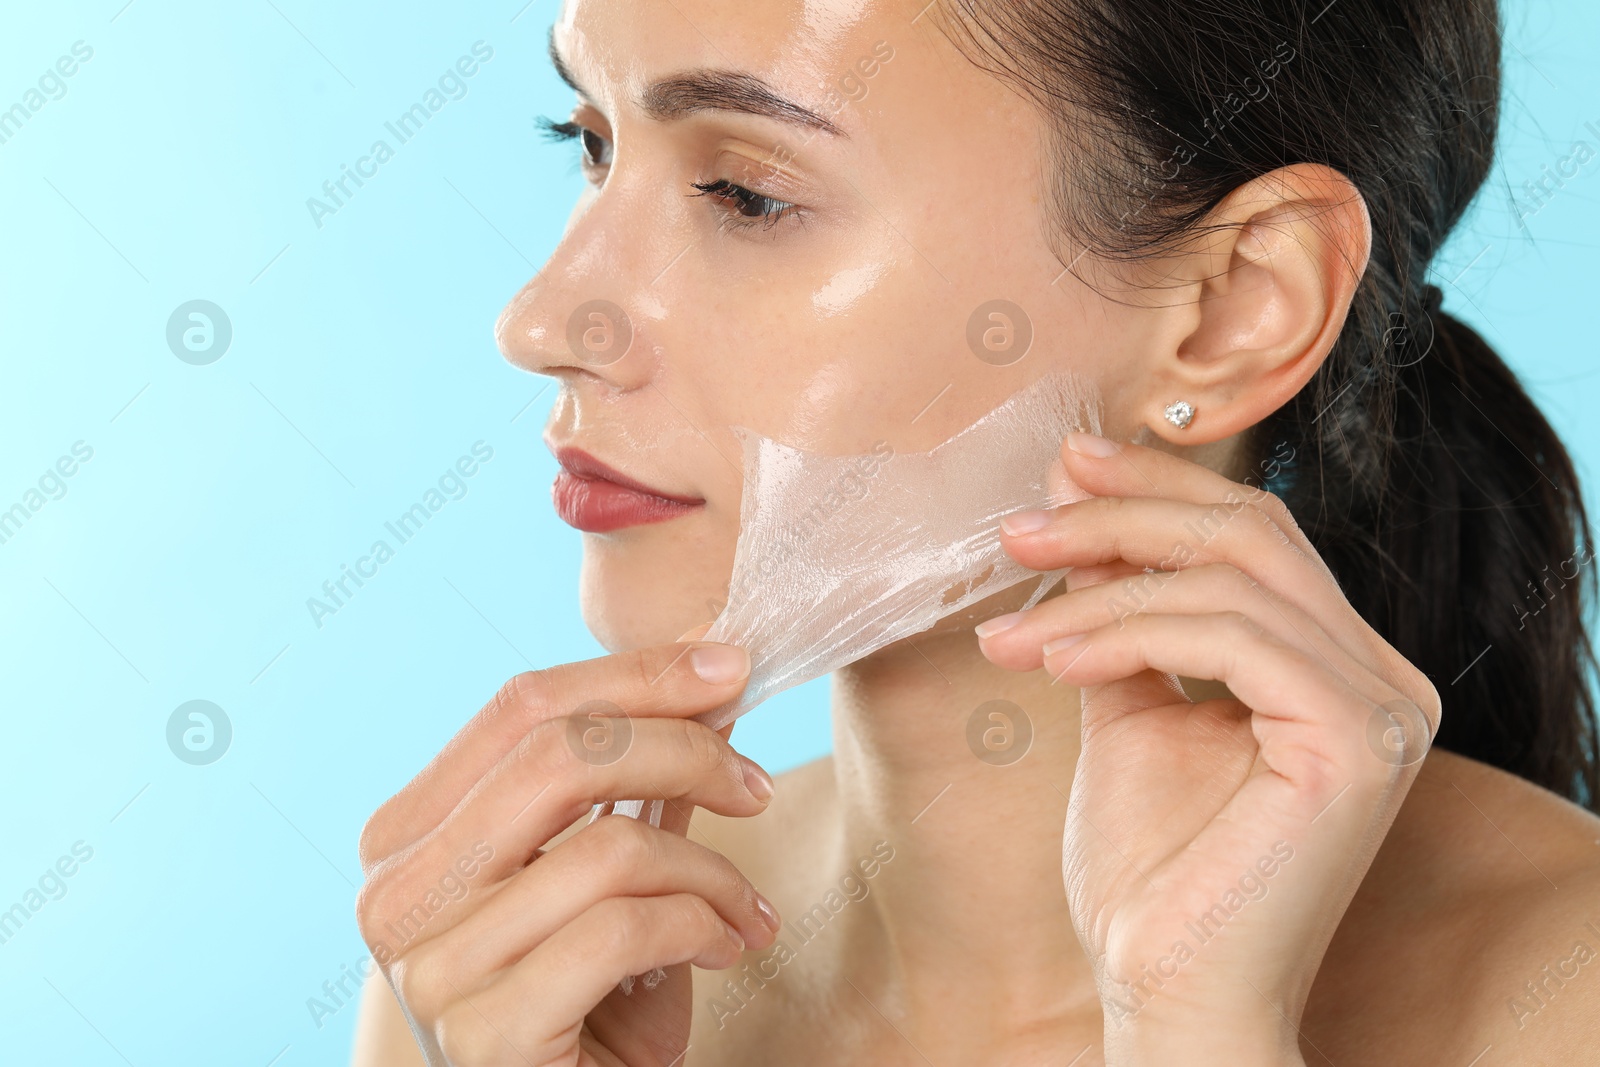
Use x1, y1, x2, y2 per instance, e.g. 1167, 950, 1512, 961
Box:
1135, 163, 1371, 446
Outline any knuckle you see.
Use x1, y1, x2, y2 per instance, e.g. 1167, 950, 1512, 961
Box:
492, 669, 556, 724
1235, 482, 1287, 517
393, 946, 452, 1021
680, 839, 746, 906
1398, 662, 1441, 723
1263, 490, 1306, 535
620, 646, 652, 697
1252, 486, 1288, 515
354, 867, 399, 946
356, 808, 393, 872
1369, 642, 1444, 736
1400, 671, 1443, 738
1295, 745, 1350, 800
515, 716, 572, 778
1246, 489, 1313, 549
1224, 610, 1265, 641
1094, 494, 1129, 528
1236, 501, 1276, 537
683, 893, 725, 940
730, 870, 764, 917
649, 892, 716, 944
628, 646, 669, 694
678, 719, 731, 776
1418, 678, 1443, 732
435, 1002, 500, 1065
586, 813, 655, 872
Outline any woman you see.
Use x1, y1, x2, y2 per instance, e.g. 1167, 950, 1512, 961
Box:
351, 0, 1600, 1063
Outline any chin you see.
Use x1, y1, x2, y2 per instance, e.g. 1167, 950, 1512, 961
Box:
577, 531, 731, 651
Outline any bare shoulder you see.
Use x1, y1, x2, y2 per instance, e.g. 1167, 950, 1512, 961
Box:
1308, 749, 1600, 1064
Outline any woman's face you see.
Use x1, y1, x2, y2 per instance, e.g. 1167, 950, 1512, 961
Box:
498, 0, 1160, 650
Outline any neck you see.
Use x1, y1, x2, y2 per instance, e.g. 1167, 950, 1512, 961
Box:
826, 623, 1100, 1029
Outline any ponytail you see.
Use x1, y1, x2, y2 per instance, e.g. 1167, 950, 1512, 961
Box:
1264, 289, 1600, 807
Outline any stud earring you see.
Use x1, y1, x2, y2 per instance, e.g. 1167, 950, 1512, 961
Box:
1163, 400, 1195, 429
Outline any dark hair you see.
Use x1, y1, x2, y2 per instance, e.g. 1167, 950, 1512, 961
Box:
940, 0, 1599, 808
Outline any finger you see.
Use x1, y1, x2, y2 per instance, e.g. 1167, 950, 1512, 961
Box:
404, 814, 780, 1000
1031, 433, 1334, 582
359, 715, 774, 934
1062, 558, 1145, 593
1040, 611, 1411, 773
360, 639, 751, 869
590, 717, 735, 837
980, 562, 1370, 688
1000, 493, 1343, 624
636, 614, 724, 825
653, 717, 739, 837
430, 893, 743, 1063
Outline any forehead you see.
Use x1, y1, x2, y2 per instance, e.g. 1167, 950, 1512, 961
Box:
552, 0, 961, 129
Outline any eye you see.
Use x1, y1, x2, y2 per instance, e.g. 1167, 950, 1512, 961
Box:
689, 178, 801, 231
536, 116, 613, 170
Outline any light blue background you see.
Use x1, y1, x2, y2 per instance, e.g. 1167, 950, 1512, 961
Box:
0, 1, 1594, 1063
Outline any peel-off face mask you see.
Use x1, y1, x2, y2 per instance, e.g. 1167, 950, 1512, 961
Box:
610, 371, 1102, 827
698, 369, 1102, 728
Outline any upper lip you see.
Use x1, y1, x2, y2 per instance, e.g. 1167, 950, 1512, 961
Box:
547, 441, 705, 505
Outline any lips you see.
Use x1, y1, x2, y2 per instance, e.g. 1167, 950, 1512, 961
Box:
549, 445, 704, 533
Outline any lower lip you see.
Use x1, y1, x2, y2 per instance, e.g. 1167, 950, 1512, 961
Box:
551, 471, 702, 532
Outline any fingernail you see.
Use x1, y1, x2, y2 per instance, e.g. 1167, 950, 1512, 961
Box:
1042, 633, 1088, 656
1066, 432, 1119, 458
974, 611, 1025, 639
1000, 509, 1052, 536
754, 893, 782, 932
722, 919, 746, 951
692, 644, 749, 685
740, 756, 775, 803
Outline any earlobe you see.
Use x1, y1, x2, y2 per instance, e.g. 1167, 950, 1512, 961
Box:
1139, 163, 1371, 446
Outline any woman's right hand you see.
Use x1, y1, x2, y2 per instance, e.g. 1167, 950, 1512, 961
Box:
355, 635, 782, 1066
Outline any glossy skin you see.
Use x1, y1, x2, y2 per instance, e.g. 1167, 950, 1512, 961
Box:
351, 0, 1600, 1063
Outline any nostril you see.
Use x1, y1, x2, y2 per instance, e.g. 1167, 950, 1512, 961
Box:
494, 282, 643, 382
564, 298, 634, 369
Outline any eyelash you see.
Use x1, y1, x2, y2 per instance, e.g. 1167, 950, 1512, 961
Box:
535, 114, 803, 233
536, 116, 608, 165
688, 178, 801, 231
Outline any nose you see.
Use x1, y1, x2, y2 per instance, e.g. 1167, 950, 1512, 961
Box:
495, 205, 653, 389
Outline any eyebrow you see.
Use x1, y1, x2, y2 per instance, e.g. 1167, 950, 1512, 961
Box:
548, 30, 845, 138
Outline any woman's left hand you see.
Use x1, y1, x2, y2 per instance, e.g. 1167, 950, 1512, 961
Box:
976, 431, 1441, 1067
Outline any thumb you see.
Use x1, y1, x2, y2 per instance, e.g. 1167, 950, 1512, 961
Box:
1065, 561, 1188, 731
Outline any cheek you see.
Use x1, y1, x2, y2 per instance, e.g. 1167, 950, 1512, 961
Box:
655, 242, 1027, 457
658, 244, 1120, 492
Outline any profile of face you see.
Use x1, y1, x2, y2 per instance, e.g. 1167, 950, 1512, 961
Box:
496, 0, 1185, 651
